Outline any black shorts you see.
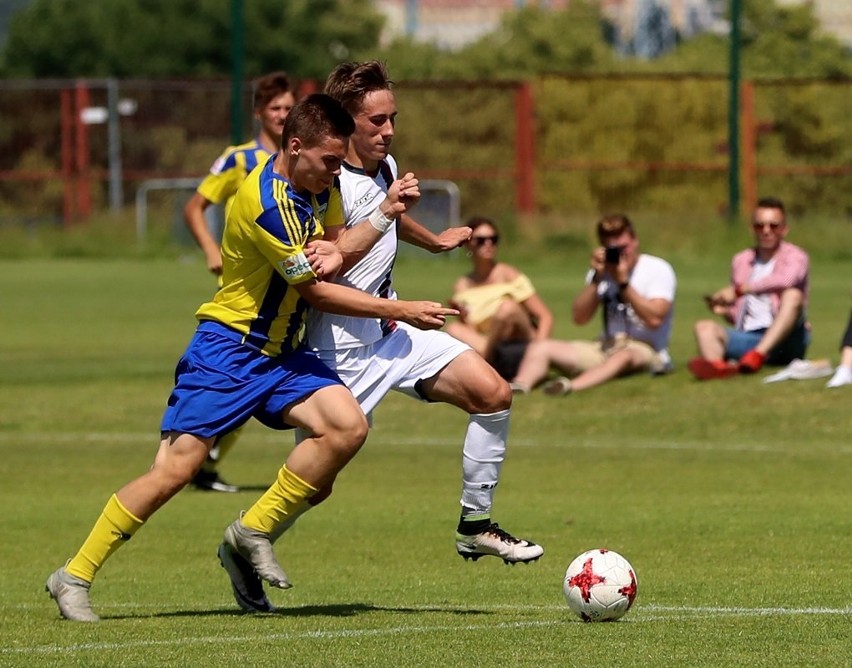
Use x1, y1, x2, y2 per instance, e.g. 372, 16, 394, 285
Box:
490, 340, 529, 380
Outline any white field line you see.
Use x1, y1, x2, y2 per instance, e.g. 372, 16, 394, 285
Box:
3, 431, 850, 454
3, 604, 851, 657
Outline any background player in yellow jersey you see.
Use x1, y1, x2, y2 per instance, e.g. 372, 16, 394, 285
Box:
184, 70, 295, 276
183, 71, 295, 492
45, 94, 456, 622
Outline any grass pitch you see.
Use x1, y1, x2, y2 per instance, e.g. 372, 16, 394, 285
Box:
0, 253, 850, 667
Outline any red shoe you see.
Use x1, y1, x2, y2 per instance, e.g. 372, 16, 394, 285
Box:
688, 357, 739, 380
738, 349, 767, 374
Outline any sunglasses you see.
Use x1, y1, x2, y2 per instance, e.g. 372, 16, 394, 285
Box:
752, 221, 782, 231
471, 235, 500, 246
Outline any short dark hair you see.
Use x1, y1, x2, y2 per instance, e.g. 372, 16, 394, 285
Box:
596, 213, 636, 243
253, 71, 293, 110
324, 60, 393, 115
754, 196, 786, 219
282, 93, 355, 148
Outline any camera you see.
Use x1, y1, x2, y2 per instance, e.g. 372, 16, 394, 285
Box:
605, 246, 622, 264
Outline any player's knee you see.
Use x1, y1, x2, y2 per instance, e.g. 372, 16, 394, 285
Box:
154, 435, 208, 490
327, 412, 369, 457
471, 374, 512, 413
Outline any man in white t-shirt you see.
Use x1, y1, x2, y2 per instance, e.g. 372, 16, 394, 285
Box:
216, 61, 543, 614
510, 213, 676, 396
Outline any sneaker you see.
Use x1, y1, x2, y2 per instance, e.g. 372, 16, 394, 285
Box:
217, 542, 275, 613
827, 365, 852, 389
688, 357, 739, 380
509, 382, 530, 395
45, 567, 99, 622
790, 358, 833, 380
738, 349, 767, 374
456, 523, 544, 564
542, 376, 572, 396
223, 518, 291, 589
763, 359, 834, 383
192, 469, 239, 493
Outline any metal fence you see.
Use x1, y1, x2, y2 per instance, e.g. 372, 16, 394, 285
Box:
0, 75, 849, 230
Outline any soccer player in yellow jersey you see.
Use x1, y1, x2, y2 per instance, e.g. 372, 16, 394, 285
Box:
45, 94, 457, 622
184, 71, 295, 276
184, 71, 295, 492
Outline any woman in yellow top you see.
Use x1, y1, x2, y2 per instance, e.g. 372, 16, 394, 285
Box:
446, 217, 553, 379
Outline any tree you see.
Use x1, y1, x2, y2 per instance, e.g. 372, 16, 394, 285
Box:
0, 0, 384, 79
651, 0, 852, 78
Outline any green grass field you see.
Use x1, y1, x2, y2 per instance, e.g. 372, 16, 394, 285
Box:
1, 250, 850, 667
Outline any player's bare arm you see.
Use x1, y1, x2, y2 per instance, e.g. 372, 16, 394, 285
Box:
183, 192, 223, 274
295, 279, 458, 330
398, 215, 472, 253
323, 172, 421, 271
304, 240, 343, 280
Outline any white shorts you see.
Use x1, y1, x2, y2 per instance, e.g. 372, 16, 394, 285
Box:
315, 322, 471, 415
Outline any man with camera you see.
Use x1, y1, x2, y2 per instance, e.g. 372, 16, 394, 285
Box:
510, 213, 676, 395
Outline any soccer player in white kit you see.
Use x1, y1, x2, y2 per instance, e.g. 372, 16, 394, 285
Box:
217, 61, 543, 612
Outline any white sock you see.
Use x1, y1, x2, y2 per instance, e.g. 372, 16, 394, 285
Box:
460, 409, 509, 514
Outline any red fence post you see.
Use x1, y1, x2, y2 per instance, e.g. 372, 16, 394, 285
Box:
74, 81, 92, 220
60, 88, 76, 225
514, 81, 535, 216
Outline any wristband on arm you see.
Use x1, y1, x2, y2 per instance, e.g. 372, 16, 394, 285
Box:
368, 208, 395, 233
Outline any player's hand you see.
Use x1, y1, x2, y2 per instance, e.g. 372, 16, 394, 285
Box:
433, 226, 472, 252
384, 172, 421, 216
206, 248, 224, 275
305, 240, 343, 280
396, 300, 459, 330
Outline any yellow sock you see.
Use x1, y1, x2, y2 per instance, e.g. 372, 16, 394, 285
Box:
241, 466, 317, 535
66, 494, 144, 583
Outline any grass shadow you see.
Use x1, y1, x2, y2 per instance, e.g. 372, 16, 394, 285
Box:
106, 602, 495, 621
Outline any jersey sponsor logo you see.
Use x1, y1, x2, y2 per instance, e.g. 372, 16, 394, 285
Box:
278, 252, 313, 280
209, 156, 226, 175
352, 191, 379, 209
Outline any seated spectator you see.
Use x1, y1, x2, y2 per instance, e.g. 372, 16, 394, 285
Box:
826, 310, 852, 389
688, 197, 809, 380
511, 213, 676, 396
446, 216, 554, 380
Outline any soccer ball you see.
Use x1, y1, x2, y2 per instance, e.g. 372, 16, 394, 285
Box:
563, 548, 638, 622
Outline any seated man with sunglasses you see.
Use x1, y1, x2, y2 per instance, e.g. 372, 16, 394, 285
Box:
688, 197, 810, 380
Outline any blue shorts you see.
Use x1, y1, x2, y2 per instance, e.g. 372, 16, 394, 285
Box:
160, 321, 342, 438
725, 320, 810, 365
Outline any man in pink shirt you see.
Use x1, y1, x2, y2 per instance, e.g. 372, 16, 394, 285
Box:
689, 197, 810, 380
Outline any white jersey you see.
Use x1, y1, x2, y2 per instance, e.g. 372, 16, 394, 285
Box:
588, 253, 676, 352
306, 156, 400, 351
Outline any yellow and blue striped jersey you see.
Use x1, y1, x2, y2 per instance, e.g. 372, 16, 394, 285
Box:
196, 139, 271, 217
196, 155, 344, 357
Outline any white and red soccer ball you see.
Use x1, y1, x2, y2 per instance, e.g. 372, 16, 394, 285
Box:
563, 548, 638, 622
